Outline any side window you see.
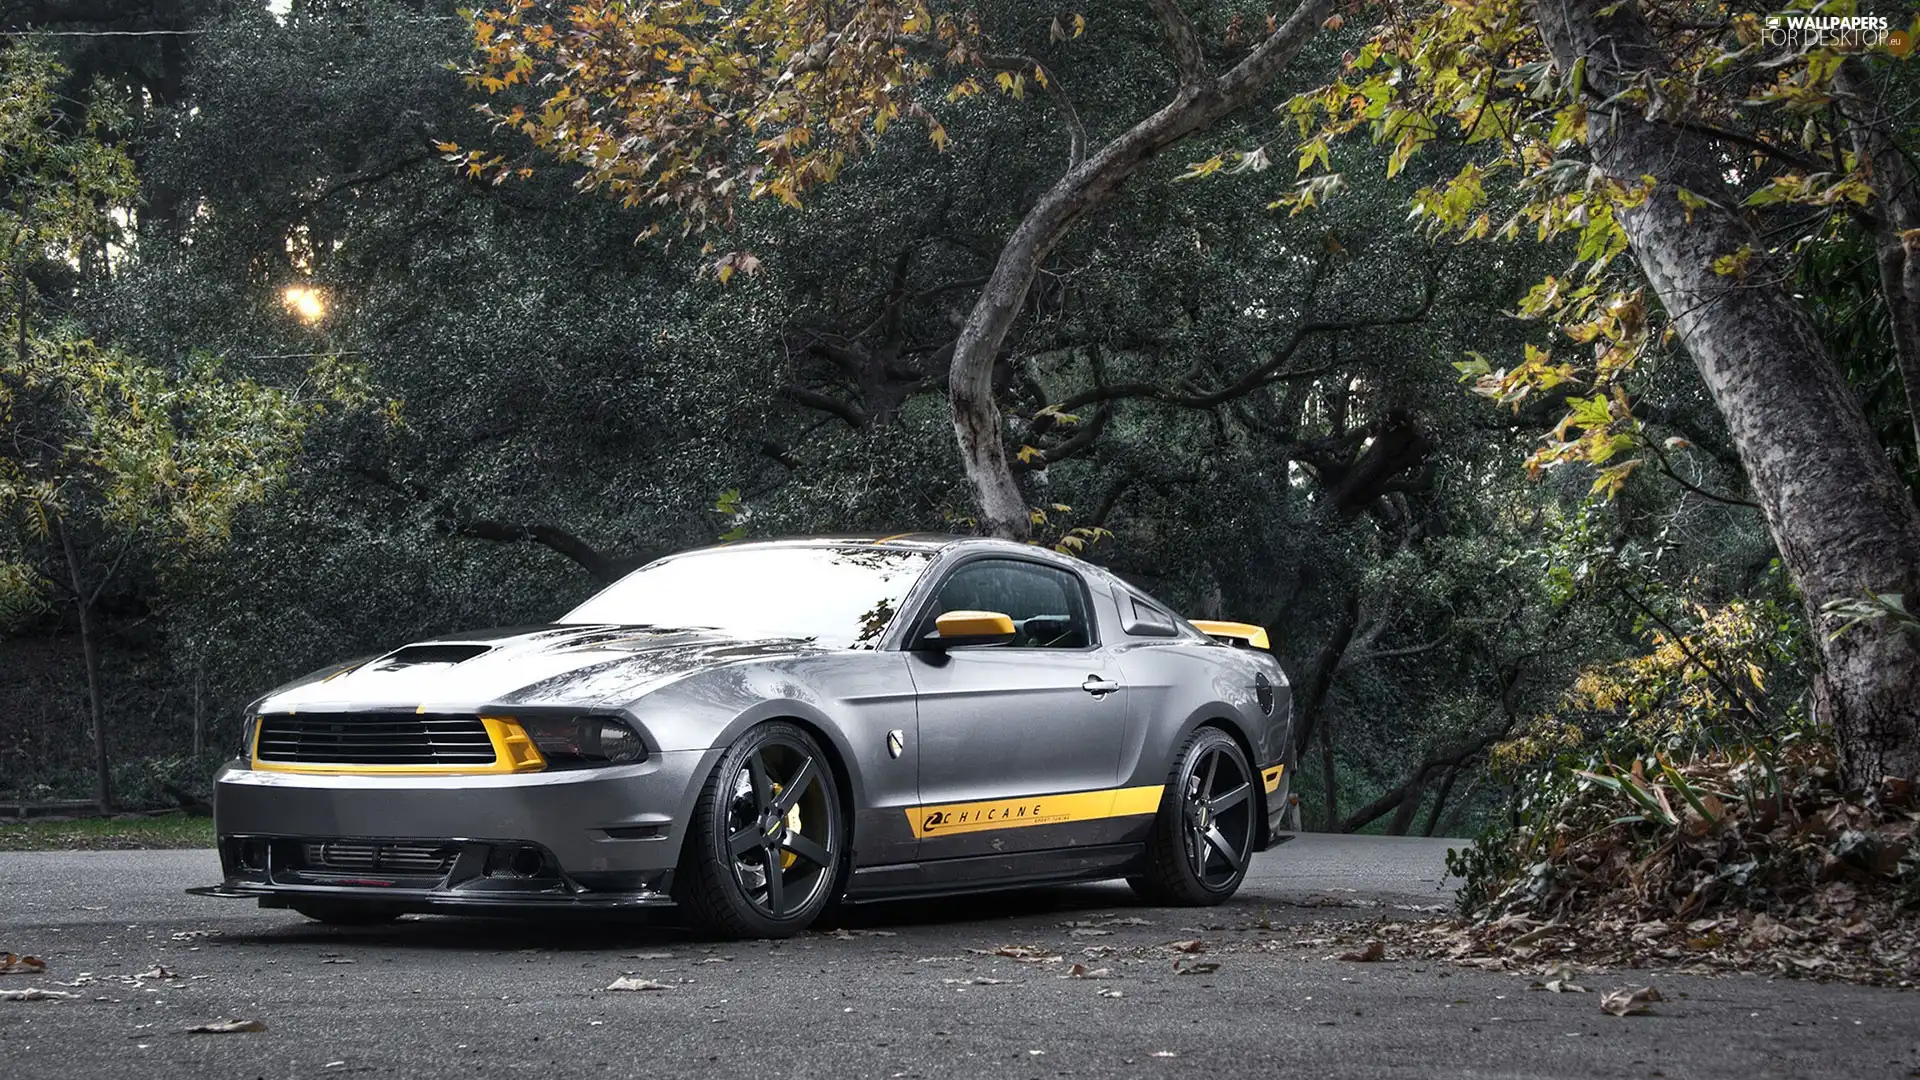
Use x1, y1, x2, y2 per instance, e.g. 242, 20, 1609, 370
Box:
921, 559, 1093, 648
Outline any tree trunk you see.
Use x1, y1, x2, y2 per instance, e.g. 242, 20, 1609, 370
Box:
1421, 763, 1460, 838
1534, 0, 1920, 785
59, 523, 112, 812
1834, 57, 1920, 459
1386, 771, 1427, 836
1318, 708, 1338, 830
1290, 593, 1359, 758
949, 0, 1334, 538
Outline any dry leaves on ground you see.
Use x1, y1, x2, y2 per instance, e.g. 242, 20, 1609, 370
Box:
0, 987, 74, 1002
1598, 986, 1662, 1017
1528, 965, 1589, 993
188, 1018, 267, 1033
1336, 940, 1385, 962
1060, 964, 1114, 979
971, 945, 1061, 965
1368, 743, 1920, 987
605, 976, 671, 992
0, 953, 46, 975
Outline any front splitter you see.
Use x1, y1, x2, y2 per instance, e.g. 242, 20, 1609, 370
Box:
188, 883, 676, 913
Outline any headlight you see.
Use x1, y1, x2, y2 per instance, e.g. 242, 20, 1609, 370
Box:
518, 716, 647, 767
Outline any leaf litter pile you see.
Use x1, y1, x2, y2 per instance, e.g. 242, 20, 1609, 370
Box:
1357, 742, 1918, 987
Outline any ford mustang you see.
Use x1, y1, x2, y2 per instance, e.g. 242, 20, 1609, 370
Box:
193, 535, 1295, 938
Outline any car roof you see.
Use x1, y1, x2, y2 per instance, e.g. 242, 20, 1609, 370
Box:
680, 534, 1073, 559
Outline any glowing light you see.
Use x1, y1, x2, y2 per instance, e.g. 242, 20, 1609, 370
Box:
283, 285, 327, 324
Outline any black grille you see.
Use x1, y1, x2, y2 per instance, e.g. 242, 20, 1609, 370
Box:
298, 840, 458, 875
256, 712, 496, 766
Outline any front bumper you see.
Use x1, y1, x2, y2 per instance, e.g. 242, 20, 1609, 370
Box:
197, 748, 719, 911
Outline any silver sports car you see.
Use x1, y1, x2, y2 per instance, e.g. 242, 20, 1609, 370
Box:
194, 536, 1295, 938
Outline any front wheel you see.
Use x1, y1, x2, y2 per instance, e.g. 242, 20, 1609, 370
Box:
675, 722, 846, 939
1129, 727, 1258, 906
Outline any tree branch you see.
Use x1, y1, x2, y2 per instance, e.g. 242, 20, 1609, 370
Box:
1147, 0, 1210, 88
354, 466, 651, 583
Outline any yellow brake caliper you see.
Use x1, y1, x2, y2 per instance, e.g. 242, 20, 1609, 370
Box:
770, 782, 802, 870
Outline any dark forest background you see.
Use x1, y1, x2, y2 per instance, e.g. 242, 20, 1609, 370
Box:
2, 0, 1912, 844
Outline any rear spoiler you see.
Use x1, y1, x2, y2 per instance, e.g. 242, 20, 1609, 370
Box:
1190, 620, 1270, 650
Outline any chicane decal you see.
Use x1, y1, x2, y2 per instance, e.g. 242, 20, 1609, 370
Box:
1261, 764, 1286, 794
908, 785, 1164, 839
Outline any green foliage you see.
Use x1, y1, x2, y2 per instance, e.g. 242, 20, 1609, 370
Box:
2, 43, 353, 620
1276, 0, 1917, 503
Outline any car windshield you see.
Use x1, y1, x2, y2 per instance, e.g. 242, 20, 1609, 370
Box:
558, 545, 933, 650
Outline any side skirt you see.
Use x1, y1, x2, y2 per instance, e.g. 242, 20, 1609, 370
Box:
840, 842, 1145, 903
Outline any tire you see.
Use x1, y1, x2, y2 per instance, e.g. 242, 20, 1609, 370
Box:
289, 901, 403, 926
1129, 726, 1258, 906
675, 721, 846, 939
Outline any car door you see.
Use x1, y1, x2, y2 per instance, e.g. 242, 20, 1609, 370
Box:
903, 556, 1131, 860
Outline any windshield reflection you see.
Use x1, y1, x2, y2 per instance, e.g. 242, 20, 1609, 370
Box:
558, 546, 933, 650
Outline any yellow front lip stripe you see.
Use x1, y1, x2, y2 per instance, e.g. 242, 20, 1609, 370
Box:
907, 784, 1165, 839
250, 715, 546, 775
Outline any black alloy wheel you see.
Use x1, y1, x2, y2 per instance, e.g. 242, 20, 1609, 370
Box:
677, 721, 844, 938
1130, 727, 1258, 905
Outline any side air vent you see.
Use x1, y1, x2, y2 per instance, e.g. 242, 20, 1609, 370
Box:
377, 644, 493, 667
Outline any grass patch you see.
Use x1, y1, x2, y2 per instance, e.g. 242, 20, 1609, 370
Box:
0, 814, 215, 851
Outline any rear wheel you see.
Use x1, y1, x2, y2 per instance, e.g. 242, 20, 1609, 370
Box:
289, 900, 403, 926
676, 722, 845, 939
1129, 727, 1257, 906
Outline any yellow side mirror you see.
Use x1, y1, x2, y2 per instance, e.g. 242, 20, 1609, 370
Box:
931, 610, 1017, 648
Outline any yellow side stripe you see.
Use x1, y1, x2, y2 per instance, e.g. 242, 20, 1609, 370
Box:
908, 784, 1165, 839
250, 716, 546, 776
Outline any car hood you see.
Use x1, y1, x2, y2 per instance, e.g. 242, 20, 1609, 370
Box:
257, 624, 820, 714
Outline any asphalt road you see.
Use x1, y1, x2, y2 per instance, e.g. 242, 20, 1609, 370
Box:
1, 836, 1913, 1079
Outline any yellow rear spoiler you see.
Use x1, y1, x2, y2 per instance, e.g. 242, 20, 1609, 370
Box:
1190, 620, 1270, 650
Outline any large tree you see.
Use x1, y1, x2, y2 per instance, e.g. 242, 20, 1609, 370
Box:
456, 0, 1350, 539
1284, 0, 1920, 784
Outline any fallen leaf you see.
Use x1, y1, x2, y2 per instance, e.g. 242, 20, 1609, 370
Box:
136, 966, 180, 980
1598, 986, 1662, 1017
188, 1018, 267, 1033
0, 954, 46, 976
620, 952, 674, 960
822, 928, 897, 939
1530, 977, 1589, 994
970, 946, 1061, 964
1173, 959, 1221, 976
606, 976, 671, 992
0, 988, 74, 1002
1166, 939, 1206, 954
941, 977, 1007, 986
1097, 987, 1124, 998
1068, 928, 1113, 937
1060, 964, 1114, 979
1337, 941, 1385, 963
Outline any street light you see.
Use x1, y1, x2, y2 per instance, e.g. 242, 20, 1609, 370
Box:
283, 285, 327, 324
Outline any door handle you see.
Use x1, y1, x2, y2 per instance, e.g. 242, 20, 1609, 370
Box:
1082, 675, 1121, 697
